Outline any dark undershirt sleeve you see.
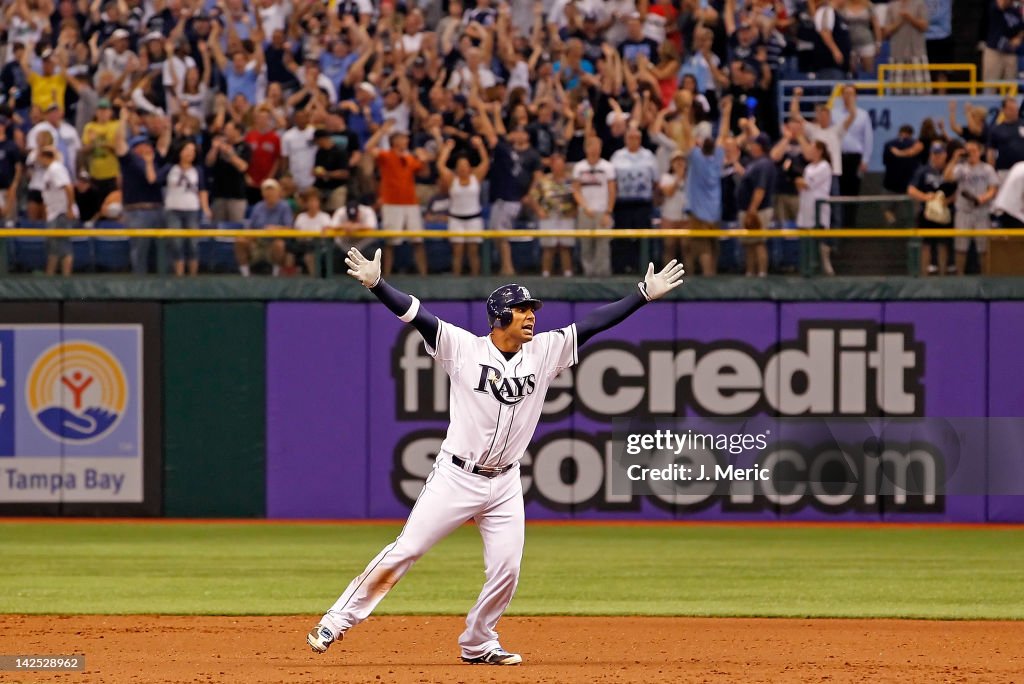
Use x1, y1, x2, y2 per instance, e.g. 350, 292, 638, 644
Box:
369, 279, 440, 346
575, 291, 648, 346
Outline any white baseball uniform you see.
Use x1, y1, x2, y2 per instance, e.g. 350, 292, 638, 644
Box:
320, 320, 578, 659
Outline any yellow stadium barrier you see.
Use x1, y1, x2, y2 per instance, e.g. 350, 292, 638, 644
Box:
3, 227, 1024, 239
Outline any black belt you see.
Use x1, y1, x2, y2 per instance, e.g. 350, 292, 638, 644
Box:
450, 455, 515, 478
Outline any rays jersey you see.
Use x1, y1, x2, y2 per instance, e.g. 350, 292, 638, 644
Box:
426, 321, 578, 468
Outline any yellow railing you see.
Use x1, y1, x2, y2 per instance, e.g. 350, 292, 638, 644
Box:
5, 228, 1024, 239
824, 64, 1018, 105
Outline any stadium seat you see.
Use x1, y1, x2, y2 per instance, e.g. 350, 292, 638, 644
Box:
199, 222, 241, 273
8, 219, 48, 273
424, 221, 453, 274
94, 220, 131, 272
71, 235, 94, 273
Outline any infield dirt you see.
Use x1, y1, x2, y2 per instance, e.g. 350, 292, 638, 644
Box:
1, 615, 1021, 683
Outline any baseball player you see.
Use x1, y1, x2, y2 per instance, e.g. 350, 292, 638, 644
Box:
307, 247, 685, 665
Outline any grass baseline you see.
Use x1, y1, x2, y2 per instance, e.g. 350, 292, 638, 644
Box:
0, 521, 1022, 619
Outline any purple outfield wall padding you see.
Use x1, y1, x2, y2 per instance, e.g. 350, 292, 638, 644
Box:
777, 302, 885, 522
881, 303, 987, 522
266, 303, 369, 518
987, 303, 1024, 522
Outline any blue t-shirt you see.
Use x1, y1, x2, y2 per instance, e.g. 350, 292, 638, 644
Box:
344, 98, 384, 147
687, 146, 725, 223
489, 139, 541, 201
249, 200, 294, 229
924, 0, 952, 40
320, 52, 358, 92
224, 66, 259, 103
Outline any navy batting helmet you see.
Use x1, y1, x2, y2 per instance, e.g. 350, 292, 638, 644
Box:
486, 284, 543, 328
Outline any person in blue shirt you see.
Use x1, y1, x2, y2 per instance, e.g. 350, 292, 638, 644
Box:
686, 100, 732, 276
209, 20, 264, 104
243, 178, 295, 277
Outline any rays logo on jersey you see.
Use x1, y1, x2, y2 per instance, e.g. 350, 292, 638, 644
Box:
474, 364, 536, 406
26, 340, 128, 444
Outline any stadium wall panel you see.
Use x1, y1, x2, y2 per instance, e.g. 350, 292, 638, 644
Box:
163, 303, 265, 517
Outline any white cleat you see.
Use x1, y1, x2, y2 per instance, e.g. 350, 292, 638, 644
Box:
307, 623, 342, 654
461, 647, 523, 665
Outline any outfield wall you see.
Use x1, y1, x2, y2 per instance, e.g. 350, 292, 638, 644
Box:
0, 278, 1022, 522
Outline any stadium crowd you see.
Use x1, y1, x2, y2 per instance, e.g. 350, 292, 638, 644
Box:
0, 0, 1021, 277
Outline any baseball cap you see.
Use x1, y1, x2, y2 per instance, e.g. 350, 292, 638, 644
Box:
358, 82, 377, 97
97, 98, 112, 109
111, 28, 130, 40
453, 93, 468, 106
128, 134, 151, 148
45, 103, 61, 113
606, 111, 630, 126
930, 141, 947, 153
313, 128, 333, 140
752, 133, 772, 150
261, 178, 281, 191
694, 121, 713, 141
413, 55, 427, 67
143, 31, 164, 43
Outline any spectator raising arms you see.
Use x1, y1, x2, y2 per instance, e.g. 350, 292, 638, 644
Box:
436, 135, 490, 276
366, 119, 430, 276
945, 141, 999, 275
796, 141, 836, 275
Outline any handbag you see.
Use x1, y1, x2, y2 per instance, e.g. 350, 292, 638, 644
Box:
924, 191, 951, 224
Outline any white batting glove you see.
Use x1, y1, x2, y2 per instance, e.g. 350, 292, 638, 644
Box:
345, 247, 382, 288
638, 259, 685, 301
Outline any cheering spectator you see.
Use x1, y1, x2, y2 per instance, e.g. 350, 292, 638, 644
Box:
737, 133, 776, 277
161, 140, 210, 277
812, 0, 852, 79
331, 197, 378, 255
945, 141, 999, 274
796, 141, 836, 275
831, 86, 873, 226
79, 99, 120, 220
686, 110, 731, 277
882, 0, 930, 85
482, 104, 542, 276
27, 104, 81, 179
20, 45, 68, 113
907, 141, 956, 276
281, 109, 317, 192
0, 117, 24, 220
115, 109, 170, 275
882, 124, 921, 226
205, 120, 251, 224
982, 0, 1024, 84
842, 0, 883, 76
659, 152, 689, 266
770, 118, 807, 231
245, 178, 295, 277
291, 187, 332, 275
39, 146, 76, 276
366, 119, 429, 276
610, 126, 659, 274
244, 108, 282, 206
527, 149, 577, 278
948, 102, 990, 146
987, 97, 1024, 179
313, 128, 354, 212
572, 136, 617, 277
436, 136, 490, 276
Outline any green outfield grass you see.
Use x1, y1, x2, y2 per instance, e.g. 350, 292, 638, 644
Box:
1, 522, 1023, 619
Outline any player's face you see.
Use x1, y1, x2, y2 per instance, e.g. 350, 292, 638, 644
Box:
507, 304, 537, 342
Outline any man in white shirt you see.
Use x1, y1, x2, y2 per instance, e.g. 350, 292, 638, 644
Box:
830, 85, 874, 225
572, 136, 617, 277
281, 110, 317, 191
39, 146, 76, 276
789, 87, 855, 225
446, 47, 496, 95
27, 104, 82, 179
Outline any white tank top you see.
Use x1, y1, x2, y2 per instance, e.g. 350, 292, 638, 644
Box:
448, 175, 481, 219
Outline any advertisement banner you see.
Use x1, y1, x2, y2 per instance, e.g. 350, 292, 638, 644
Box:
0, 325, 144, 503
264, 301, 1023, 521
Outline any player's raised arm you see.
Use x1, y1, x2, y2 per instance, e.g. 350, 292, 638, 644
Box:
575, 260, 685, 345
345, 247, 439, 345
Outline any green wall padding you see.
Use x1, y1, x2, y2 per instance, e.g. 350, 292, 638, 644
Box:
163, 303, 265, 517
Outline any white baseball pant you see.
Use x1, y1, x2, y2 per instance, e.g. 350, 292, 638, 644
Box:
320, 453, 525, 659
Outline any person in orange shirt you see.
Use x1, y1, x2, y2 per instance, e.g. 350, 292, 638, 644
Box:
365, 119, 431, 275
